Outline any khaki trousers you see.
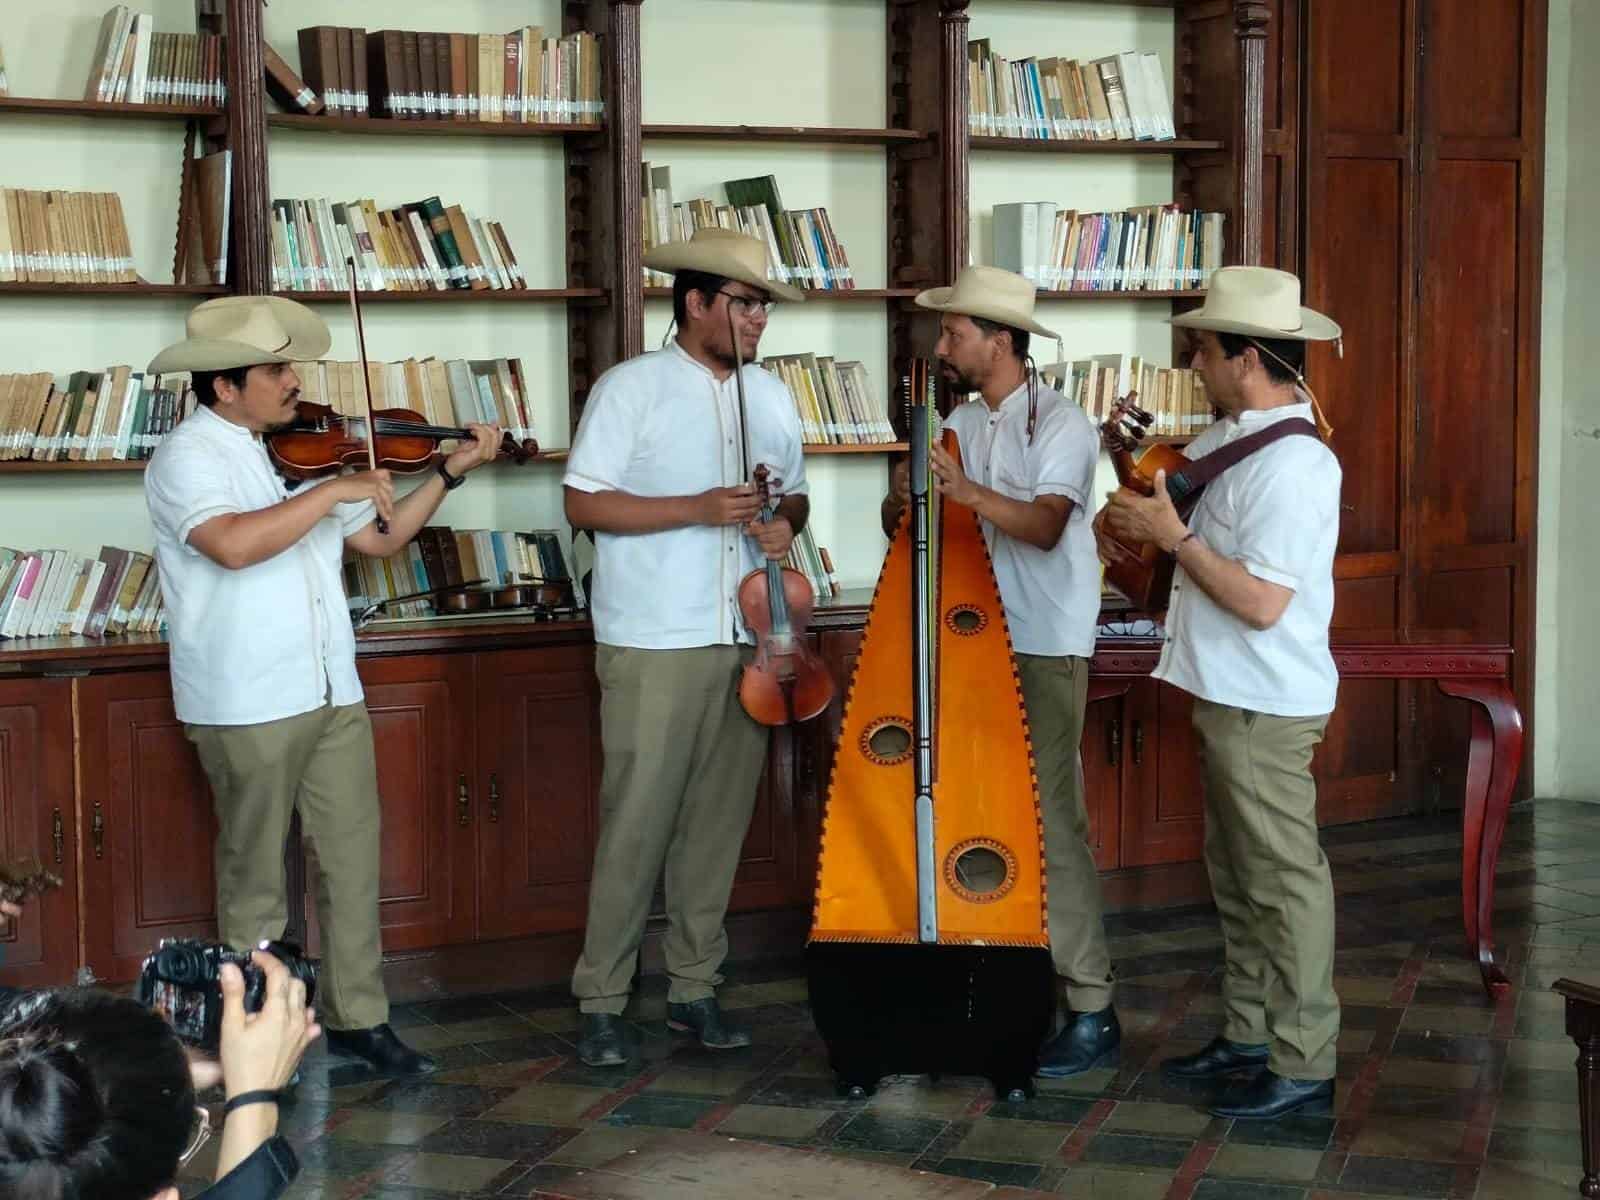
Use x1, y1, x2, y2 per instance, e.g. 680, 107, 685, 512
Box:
1016, 653, 1114, 1013
185, 701, 388, 1031
1193, 698, 1339, 1080
572, 645, 769, 1014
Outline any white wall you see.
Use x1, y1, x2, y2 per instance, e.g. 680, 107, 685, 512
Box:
1, 0, 1184, 593
1538, 0, 1600, 799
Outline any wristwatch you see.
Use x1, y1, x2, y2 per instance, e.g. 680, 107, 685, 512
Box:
437, 460, 465, 491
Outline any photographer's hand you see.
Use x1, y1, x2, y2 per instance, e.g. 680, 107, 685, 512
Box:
213, 950, 321, 1183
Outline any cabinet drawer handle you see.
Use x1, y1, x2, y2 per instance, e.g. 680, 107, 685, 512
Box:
52, 808, 64, 864
1132, 720, 1145, 767
456, 775, 470, 828
91, 803, 105, 860
1107, 716, 1122, 764
488, 774, 500, 823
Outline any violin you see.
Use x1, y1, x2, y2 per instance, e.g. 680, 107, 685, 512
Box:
267, 401, 538, 481
1, 857, 64, 906
724, 306, 834, 727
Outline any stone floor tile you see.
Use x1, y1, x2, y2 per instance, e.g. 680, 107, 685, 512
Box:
714, 1103, 832, 1141
1207, 1142, 1323, 1181
949, 1117, 1068, 1163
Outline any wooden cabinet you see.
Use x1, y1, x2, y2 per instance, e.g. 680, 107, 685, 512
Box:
0, 678, 77, 989
77, 672, 219, 984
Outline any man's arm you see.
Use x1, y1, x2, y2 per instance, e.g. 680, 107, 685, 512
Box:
188, 473, 392, 570
565, 484, 762, 534
344, 426, 501, 558
929, 444, 1071, 551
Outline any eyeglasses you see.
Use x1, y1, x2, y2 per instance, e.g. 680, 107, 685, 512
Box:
179, 1105, 213, 1167
717, 290, 774, 318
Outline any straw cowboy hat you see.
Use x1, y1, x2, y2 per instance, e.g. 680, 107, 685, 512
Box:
148, 295, 331, 374
642, 227, 805, 304
1171, 266, 1341, 343
914, 265, 1060, 343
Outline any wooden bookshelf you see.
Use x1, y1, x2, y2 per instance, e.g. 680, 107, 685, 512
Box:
643, 124, 926, 146
804, 443, 909, 455
970, 136, 1224, 154
643, 287, 918, 302
267, 113, 602, 138
0, 97, 222, 121
1033, 290, 1207, 301
277, 289, 606, 304
0, 461, 149, 474
0, 283, 229, 297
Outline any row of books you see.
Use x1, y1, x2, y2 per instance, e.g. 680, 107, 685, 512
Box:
344, 526, 584, 618
84, 7, 225, 108
992, 204, 1225, 292
0, 369, 193, 463
968, 41, 1176, 141
269, 196, 526, 294
1043, 355, 1213, 437
786, 524, 839, 603
359, 28, 602, 124
0, 546, 162, 641
292, 357, 537, 448
642, 167, 855, 291
0, 42, 10, 97
0, 189, 136, 285
761, 355, 893, 446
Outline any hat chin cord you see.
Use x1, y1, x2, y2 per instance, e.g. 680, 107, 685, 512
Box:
1244, 336, 1336, 442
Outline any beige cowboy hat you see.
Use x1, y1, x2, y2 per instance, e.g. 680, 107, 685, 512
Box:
1171, 266, 1341, 342
642, 227, 805, 304
148, 295, 331, 373
914, 265, 1060, 342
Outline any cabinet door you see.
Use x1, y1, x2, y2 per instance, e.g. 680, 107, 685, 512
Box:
79, 672, 219, 984
476, 645, 602, 939
0, 679, 78, 989
1120, 680, 1206, 868
302, 655, 475, 955
1079, 689, 1124, 872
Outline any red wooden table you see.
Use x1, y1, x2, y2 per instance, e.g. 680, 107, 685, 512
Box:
1086, 630, 1523, 1000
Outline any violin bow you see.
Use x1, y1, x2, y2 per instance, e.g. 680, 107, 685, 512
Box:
346, 256, 389, 534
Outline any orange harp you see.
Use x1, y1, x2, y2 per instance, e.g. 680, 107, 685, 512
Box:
806, 360, 1053, 1101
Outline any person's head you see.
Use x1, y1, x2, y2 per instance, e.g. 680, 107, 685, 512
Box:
672, 268, 773, 369
0, 989, 202, 1200
1184, 330, 1305, 413
934, 313, 1030, 395
191, 362, 304, 432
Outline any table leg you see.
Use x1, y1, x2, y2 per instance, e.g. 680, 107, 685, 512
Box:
1437, 679, 1524, 1000
1578, 1032, 1600, 1198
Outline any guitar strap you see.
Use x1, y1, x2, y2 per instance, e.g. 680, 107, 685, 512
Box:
1164, 417, 1322, 518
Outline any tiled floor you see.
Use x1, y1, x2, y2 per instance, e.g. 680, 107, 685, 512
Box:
178, 798, 1600, 1199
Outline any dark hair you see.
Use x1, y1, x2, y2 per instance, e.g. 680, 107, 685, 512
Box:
969, 315, 1030, 362
190, 365, 252, 408
672, 269, 730, 327
1217, 332, 1305, 387
0, 989, 194, 1200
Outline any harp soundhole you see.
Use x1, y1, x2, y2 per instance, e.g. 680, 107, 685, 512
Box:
945, 839, 1017, 903
860, 717, 913, 766
945, 604, 988, 636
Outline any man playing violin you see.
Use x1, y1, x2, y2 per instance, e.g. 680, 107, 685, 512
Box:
144, 296, 501, 1077
881, 266, 1121, 1080
564, 229, 807, 1067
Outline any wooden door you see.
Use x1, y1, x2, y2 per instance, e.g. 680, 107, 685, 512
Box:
78, 672, 219, 984
301, 655, 475, 955
1121, 681, 1207, 868
0, 679, 78, 989
1080, 689, 1123, 872
476, 644, 602, 939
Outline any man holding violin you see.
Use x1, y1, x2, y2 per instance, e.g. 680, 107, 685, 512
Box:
144, 296, 501, 1078
564, 228, 807, 1068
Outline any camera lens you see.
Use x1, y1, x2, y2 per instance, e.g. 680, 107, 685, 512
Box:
163, 943, 206, 984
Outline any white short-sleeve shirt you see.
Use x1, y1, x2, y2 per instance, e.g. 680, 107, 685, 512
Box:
1152, 401, 1341, 717
564, 340, 808, 649
942, 382, 1102, 658
145, 404, 377, 726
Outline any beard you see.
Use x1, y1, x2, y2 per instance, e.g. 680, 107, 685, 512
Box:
939, 359, 981, 395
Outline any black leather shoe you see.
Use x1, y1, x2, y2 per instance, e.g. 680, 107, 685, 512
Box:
577, 1013, 628, 1067
1036, 1006, 1121, 1078
666, 997, 751, 1050
323, 1023, 437, 1077
1161, 1036, 1271, 1079
1210, 1069, 1334, 1120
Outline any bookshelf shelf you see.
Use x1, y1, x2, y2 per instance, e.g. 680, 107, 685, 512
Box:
970, 136, 1224, 155
0, 283, 229, 298
803, 443, 908, 455
276, 289, 606, 304
643, 124, 927, 146
1033, 289, 1206, 301
0, 461, 149, 474
643, 287, 918, 302
267, 114, 602, 138
0, 97, 223, 121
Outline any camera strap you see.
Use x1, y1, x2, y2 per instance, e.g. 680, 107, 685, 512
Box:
223, 1089, 283, 1115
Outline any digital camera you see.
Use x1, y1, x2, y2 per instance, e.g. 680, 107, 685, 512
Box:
136, 937, 317, 1051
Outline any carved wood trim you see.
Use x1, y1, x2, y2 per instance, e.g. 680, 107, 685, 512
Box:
221, 0, 270, 295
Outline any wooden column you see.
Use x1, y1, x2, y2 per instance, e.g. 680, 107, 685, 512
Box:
220, 0, 271, 295
1232, 2, 1269, 265
938, 0, 971, 281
